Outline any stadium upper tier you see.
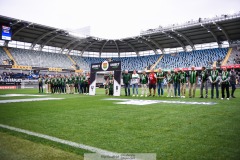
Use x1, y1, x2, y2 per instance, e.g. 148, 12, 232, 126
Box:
0, 47, 231, 71
0, 13, 240, 55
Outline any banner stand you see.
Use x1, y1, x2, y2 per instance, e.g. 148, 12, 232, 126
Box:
89, 61, 121, 96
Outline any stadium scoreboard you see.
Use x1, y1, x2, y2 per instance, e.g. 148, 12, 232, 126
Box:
1, 25, 12, 40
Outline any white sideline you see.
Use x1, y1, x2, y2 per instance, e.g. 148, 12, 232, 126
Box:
0, 124, 121, 158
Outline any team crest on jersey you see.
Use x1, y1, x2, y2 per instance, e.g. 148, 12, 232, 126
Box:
101, 61, 109, 71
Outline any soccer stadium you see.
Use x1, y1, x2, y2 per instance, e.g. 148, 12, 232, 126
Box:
0, 1, 240, 160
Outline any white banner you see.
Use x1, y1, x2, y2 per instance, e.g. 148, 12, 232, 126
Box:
89, 80, 96, 95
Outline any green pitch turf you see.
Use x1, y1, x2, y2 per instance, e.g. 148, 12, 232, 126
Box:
0, 88, 240, 160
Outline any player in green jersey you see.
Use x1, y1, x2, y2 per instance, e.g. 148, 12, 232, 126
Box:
188, 66, 198, 98
179, 68, 187, 98
220, 67, 230, 100
209, 66, 219, 99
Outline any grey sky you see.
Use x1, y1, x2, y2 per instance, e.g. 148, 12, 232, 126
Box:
0, 0, 240, 39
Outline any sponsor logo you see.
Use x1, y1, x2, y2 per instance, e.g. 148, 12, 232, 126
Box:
101, 61, 109, 71
92, 64, 100, 70
0, 86, 16, 89
91, 86, 94, 91
110, 62, 120, 69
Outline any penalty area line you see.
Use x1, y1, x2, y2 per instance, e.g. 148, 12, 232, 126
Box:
0, 124, 121, 158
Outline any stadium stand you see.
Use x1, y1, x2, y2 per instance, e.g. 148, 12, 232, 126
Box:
0, 47, 231, 71
71, 55, 92, 71
81, 55, 160, 71
0, 47, 9, 65
9, 48, 73, 69
225, 47, 240, 65
156, 48, 228, 69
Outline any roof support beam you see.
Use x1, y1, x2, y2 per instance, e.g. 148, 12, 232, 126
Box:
138, 38, 158, 54
121, 40, 139, 56
113, 40, 120, 57
173, 30, 195, 50
214, 23, 231, 44
80, 41, 99, 56
60, 38, 79, 53
163, 32, 186, 51
38, 33, 61, 51
201, 24, 221, 47
67, 40, 87, 54
99, 40, 109, 57
12, 23, 32, 38
30, 30, 57, 50
141, 36, 164, 54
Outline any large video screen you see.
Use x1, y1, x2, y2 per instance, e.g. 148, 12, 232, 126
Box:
1, 25, 12, 40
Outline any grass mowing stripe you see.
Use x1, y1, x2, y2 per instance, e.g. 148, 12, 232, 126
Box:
0, 132, 84, 160
0, 124, 121, 158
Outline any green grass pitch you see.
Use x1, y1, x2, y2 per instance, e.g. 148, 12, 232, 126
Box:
0, 88, 240, 160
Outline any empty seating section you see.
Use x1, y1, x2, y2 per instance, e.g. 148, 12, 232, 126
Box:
156, 48, 228, 69
0, 47, 10, 65
70, 55, 92, 71
0, 47, 229, 71
226, 47, 240, 65
9, 48, 73, 69
80, 55, 160, 71
112, 55, 159, 71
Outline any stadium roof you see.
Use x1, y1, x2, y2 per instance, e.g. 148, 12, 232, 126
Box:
0, 13, 240, 56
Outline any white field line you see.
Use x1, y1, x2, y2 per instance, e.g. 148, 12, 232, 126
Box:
0, 124, 122, 158
0, 98, 64, 104
0, 94, 48, 97
103, 98, 217, 105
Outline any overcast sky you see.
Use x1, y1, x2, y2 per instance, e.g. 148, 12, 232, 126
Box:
0, 0, 240, 39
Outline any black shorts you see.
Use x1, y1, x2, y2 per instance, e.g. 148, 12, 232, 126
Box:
149, 83, 156, 89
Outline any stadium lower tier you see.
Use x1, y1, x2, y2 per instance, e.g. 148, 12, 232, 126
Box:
1, 47, 240, 71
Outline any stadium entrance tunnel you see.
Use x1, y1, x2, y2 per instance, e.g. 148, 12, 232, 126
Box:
89, 61, 121, 96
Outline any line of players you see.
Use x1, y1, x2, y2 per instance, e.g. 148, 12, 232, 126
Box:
122, 66, 237, 100
38, 72, 90, 94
